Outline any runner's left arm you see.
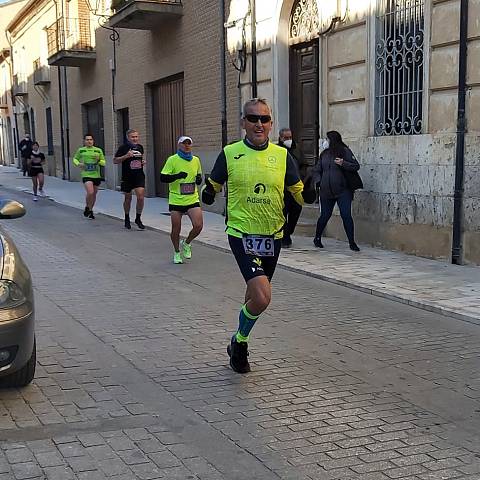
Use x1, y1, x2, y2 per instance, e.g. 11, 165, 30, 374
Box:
285, 153, 316, 205
285, 153, 304, 206
201, 151, 227, 204
98, 149, 106, 167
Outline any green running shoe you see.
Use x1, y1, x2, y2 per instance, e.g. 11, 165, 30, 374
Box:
181, 240, 192, 259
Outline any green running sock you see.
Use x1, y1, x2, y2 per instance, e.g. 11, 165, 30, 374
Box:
236, 304, 259, 342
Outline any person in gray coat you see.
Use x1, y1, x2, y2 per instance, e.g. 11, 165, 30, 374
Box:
312, 130, 360, 251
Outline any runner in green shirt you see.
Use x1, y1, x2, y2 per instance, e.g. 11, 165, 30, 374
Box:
160, 136, 203, 264
73, 133, 106, 219
202, 98, 316, 373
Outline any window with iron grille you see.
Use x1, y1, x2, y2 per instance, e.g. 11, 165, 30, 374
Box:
374, 0, 424, 136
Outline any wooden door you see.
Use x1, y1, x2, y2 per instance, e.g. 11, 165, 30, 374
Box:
152, 74, 184, 197
289, 40, 319, 174
84, 99, 105, 152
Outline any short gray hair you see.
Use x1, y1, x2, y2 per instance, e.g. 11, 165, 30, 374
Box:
279, 128, 291, 137
126, 129, 138, 137
242, 98, 271, 117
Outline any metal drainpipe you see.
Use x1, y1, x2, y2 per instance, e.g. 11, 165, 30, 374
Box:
220, 0, 228, 147
57, 67, 67, 180
451, 0, 469, 265
63, 66, 71, 180
250, 0, 257, 98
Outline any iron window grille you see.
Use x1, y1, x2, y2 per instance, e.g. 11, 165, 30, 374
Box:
374, 0, 425, 136
290, 0, 320, 41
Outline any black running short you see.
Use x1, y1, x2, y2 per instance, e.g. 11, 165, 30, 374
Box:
121, 175, 145, 193
228, 235, 282, 283
29, 168, 43, 177
169, 203, 201, 213
83, 177, 102, 186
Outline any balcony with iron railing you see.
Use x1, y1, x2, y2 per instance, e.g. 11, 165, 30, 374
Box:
109, 0, 182, 30
46, 17, 96, 67
33, 58, 51, 85
12, 73, 28, 96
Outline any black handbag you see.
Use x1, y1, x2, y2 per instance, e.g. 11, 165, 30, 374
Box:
342, 169, 363, 191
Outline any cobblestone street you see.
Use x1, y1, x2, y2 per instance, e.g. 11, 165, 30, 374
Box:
0, 188, 479, 480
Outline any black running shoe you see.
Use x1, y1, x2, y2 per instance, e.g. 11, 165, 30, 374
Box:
349, 242, 360, 252
83, 207, 90, 217
135, 218, 145, 230
88, 211, 95, 220
125, 217, 131, 230
313, 237, 324, 248
227, 336, 250, 374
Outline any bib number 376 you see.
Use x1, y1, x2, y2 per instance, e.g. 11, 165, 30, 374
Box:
242, 235, 274, 257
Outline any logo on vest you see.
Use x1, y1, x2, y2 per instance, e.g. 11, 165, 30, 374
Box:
253, 183, 266, 194
234, 153, 245, 159
247, 183, 270, 205
268, 156, 277, 164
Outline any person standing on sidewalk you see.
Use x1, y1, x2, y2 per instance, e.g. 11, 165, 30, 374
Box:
73, 133, 106, 219
278, 128, 303, 248
312, 130, 361, 251
18, 133, 33, 176
113, 129, 146, 230
202, 98, 316, 374
160, 136, 203, 264
28, 142, 46, 201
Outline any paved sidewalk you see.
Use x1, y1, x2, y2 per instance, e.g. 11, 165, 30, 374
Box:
1, 165, 479, 324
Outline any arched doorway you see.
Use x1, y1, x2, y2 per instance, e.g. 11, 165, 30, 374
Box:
289, 0, 320, 174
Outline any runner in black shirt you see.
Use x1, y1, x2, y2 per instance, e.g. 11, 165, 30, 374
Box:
114, 129, 146, 230
28, 142, 46, 201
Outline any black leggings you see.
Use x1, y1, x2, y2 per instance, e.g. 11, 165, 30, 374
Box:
315, 190, 355, 244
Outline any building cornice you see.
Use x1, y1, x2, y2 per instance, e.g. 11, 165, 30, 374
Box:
6, 0, 52, 36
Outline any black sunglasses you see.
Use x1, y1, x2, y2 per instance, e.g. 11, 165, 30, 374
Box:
244, 114, 272, 124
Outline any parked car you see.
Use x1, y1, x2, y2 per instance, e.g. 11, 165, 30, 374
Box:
0, 199, 35, 387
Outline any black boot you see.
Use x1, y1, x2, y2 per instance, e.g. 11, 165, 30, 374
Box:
135, 214, 145, 230
281, 235, 292, 248
83, 206, 90, 217
313, 237, 324, 248
124, 215, 131, 230
349, 242, 360, 252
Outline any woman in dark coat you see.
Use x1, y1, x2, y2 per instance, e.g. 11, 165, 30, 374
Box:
312, 130, 360, 251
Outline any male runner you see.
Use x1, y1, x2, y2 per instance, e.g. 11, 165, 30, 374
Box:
114, 129, 146, 230
202, 98, 316, 373
73, 134, 106, 219
160, 136, 203, 264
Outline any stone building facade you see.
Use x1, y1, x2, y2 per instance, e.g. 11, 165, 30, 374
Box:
0, 0, 479, 264
227, 0, 479, 264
